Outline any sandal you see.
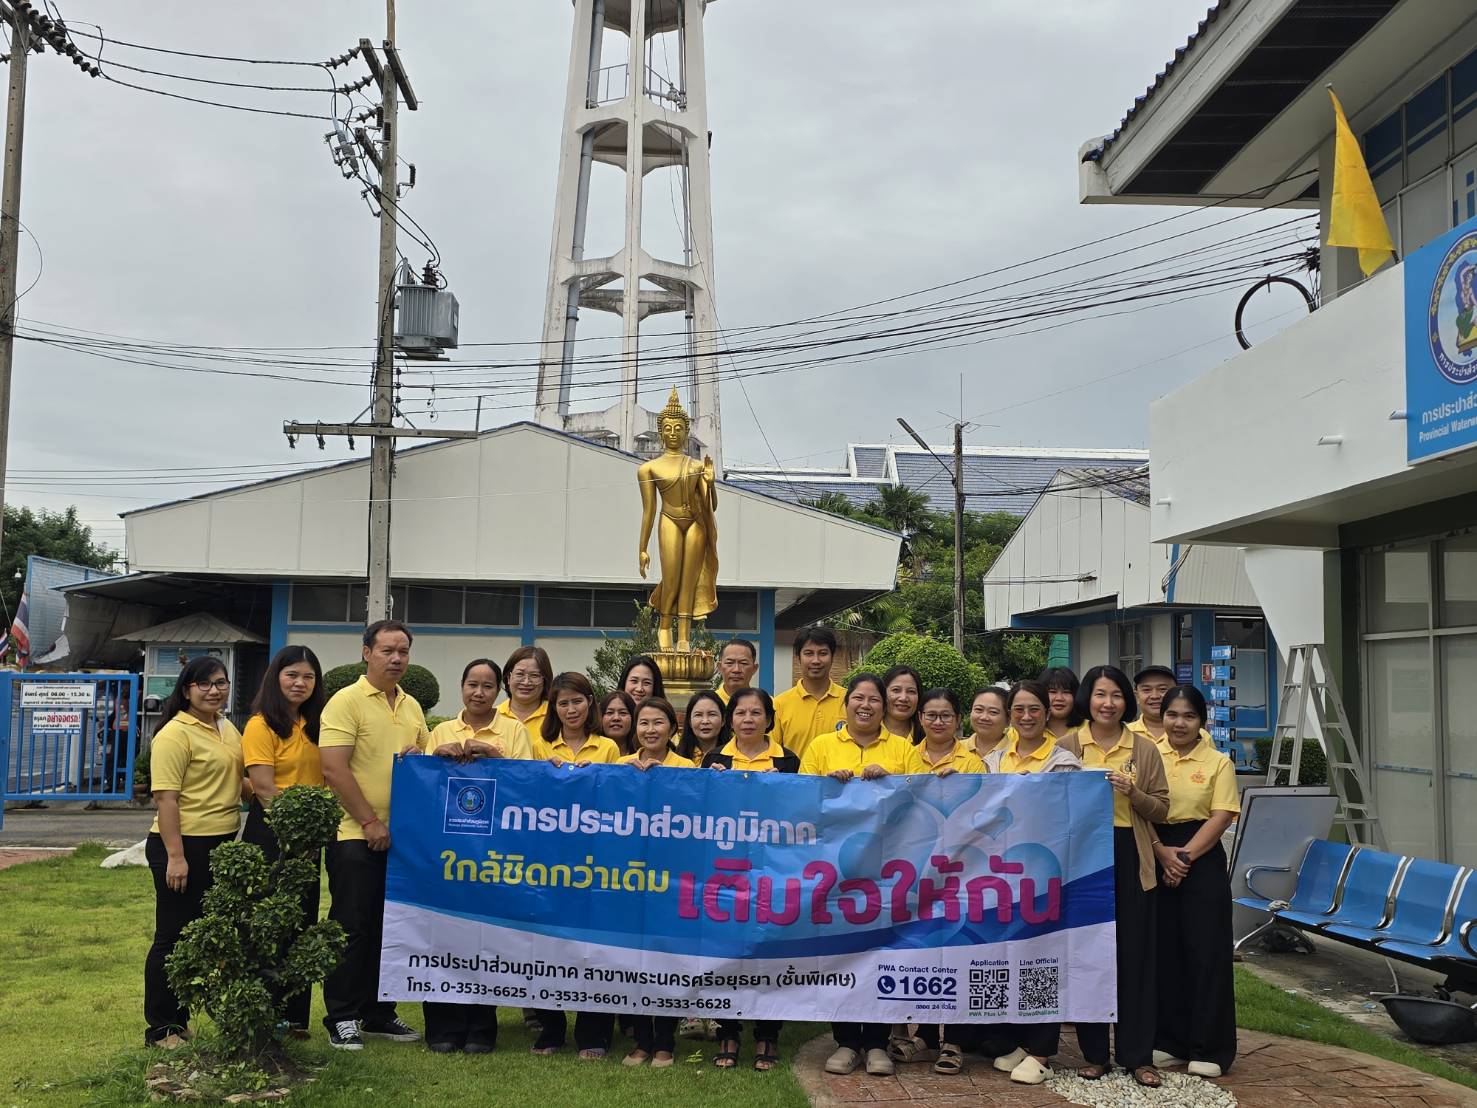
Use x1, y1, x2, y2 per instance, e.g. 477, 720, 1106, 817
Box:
714, 1039, 741, 1069
650, 1051, 675, 1069
1133, 1066, 1162, 1088
933, 1044, 964, 1075
577, 1048, 606, 1061
530, 1046, 558, 1057
753, 1040, 778, 1072
887, 1034, 936, 1064
622, 1049, 650, 1067
1078, 1063, 1110, 1080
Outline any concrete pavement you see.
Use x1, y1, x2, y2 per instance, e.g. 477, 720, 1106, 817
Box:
0, 803, 153, 847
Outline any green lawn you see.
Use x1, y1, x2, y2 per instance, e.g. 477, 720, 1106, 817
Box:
1233, 966, 1477, 1091
6, 848, 1476, 1105
0, 846, 814, 1106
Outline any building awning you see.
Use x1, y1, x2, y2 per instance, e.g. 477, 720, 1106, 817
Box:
1081, 0, 1435, 206
114, 612, 265, 645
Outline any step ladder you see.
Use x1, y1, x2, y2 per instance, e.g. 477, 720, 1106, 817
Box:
1265, 643, 1386, 850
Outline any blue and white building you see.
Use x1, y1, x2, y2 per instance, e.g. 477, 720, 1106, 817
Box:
52, 422, 901, 717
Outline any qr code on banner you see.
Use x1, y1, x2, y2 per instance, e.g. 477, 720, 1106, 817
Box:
968, 967, 1009, 1012
1019, 965, 1060, 1012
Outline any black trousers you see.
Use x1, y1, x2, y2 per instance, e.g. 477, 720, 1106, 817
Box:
534, 1009, 614, 1052
631, 1015, 678, 1054
715, 1018, 782, 1045
832, 1022, 888, 1051
144, 831, 233, 1042
1076, 827, 1156, 1070
913, 1021, 1055, 1056
322, 839, 397, 1027
241, 800, 322, 1029
1155, 821, 1237, 1071
424, 1002, 498, 1048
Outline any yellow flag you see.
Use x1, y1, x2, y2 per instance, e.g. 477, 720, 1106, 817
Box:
1326, 88, 1396, 277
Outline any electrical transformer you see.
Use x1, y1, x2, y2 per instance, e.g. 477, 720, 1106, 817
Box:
394, 278, 459, 358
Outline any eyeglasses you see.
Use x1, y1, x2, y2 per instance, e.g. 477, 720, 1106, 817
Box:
194, 678, 231, 691
921, 712, 956, 723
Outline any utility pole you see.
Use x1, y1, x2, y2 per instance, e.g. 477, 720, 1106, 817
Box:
952, 420, 965, 654
286, 3, 471, 624
897, 417, 966, 653
366, 2, 401, 625
0, 2, 99, 569
0, 10, 29, 569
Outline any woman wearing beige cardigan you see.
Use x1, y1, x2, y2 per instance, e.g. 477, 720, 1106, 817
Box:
1056, 665, 1169, 1089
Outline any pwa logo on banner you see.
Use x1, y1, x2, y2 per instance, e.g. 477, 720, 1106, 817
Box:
444, 777, 496, 836
1406, 215, 1477, 464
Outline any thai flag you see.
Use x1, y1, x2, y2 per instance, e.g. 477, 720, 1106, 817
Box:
10, 586, 30, 668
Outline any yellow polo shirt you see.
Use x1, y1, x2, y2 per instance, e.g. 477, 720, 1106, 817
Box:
718, 736, 788, 772
535, 733, 622, 764
1075, 724, 1138, 827
968, 728, 1013, 760
1156, 736, 1241, 823
1128, 717, 1215, 745
799, 726, 913, 777
998, 733, 1059, 775
241, 715, 322, 791
425, 712, 534, 761
319, 676, 429, 841
150, 712, 244, 837
619, 749, 696, 769
906, 741, 986, 776
773, 681, 846, 757
498, 699, 548, 741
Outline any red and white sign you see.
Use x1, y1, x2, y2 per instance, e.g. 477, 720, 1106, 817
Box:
32, 709, 82, 731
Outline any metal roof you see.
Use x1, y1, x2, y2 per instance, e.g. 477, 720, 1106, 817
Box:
1084, 0, 1398, 198
115, 612, 265, 645
1057, 465, 1151, 506
727, 444, 1149, 515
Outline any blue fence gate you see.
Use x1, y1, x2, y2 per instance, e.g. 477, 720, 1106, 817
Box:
0, 672, 139, 830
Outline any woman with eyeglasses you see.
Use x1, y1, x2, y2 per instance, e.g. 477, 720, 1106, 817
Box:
500, 646, 553, 741
241, 646, 326, 1039
144, 657, 245, 1049
978, 680, 1081, 1084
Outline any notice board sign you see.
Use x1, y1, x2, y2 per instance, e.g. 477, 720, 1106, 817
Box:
1407, 213, 1477, 463
19, 682, 96, 708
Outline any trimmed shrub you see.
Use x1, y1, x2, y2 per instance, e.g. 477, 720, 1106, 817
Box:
323, 662, 440, 712
165, 785, 346, 1056
1253, 738, 1328, 786
849, 632, 988, 717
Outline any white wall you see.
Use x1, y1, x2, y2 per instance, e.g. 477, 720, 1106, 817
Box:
1078, 625, 1110, 671
1150, 266, 1477, 547
1242, 548, 1327, 661
287, 628, 522, 717
126, 424, 900, 594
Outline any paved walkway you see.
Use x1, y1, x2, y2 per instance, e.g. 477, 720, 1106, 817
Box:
794, 1028, 1477, 1106
0, 847, 71, 871
0, 803, 152, 847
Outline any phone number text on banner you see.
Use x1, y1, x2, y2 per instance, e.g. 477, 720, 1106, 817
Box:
380, 758, 1117, 1023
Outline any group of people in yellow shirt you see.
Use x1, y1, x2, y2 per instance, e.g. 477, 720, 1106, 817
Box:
142, 620, 1239, 1090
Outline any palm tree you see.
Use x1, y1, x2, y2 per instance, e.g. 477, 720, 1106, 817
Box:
804, 491, 858, 518
874, 484, 934, 538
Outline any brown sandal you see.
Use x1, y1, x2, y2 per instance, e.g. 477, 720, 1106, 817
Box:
1078, 1063, 1110, 1080
1133, 1066, 1162, 1088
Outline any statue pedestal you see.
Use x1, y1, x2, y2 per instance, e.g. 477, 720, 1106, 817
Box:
652, 649, 715, 715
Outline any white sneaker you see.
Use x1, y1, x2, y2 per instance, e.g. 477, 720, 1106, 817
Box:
994, 1046, 1028, 1073
1188, 1060, 1223, 1078
1152, 1049, 1187, 1067
1010, 1056, 1052, 1085
825, 1046, 860, 1075
865, 1047, 895, 1076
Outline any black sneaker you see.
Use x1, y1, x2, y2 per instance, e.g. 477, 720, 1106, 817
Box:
362, 1016, 420, 1042
327, 1020, 364, 1051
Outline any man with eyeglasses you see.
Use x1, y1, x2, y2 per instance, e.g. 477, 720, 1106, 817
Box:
319, 619, 430, 1050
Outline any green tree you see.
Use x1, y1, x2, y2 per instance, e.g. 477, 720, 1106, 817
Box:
804, 491, 859, 519
1, 505, 116, 619
585, 602, 718, 696
323, 662, 440, 713
872, 485, 934, 539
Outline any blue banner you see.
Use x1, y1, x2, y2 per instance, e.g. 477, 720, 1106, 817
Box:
380, 757, 1117, 1023
1407, 213, 1477, 463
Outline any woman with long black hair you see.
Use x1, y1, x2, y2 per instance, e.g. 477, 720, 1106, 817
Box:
144, 655, 244, 1048
1151, 685, 1238, 1078
881, 664, 924, 742
599, 689, 638, 756
618, 654, 666, 707
675, 689, 728, 764
1058, 665, 1169, 1088
241, 646, 326, 1037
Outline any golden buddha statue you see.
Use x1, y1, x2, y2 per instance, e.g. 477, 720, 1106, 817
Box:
638, 389, 719, 653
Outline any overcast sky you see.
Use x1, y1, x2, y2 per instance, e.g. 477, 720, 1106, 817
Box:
9, 0, 1297, 552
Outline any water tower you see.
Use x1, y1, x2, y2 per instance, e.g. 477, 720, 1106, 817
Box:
534, 0, 723, 467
